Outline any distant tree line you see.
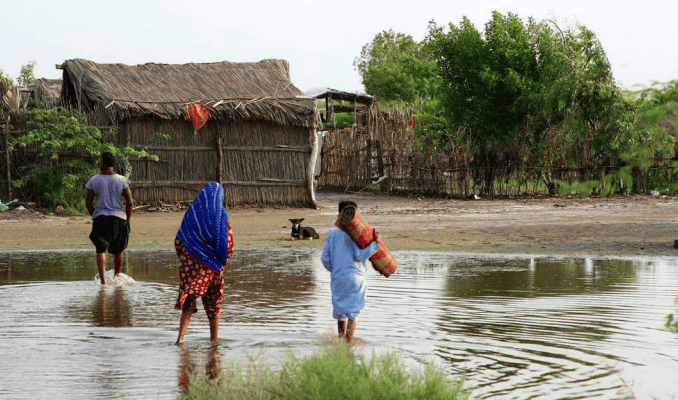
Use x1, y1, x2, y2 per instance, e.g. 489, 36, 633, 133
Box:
355, 12, 678, 196
0, 60, 38, 86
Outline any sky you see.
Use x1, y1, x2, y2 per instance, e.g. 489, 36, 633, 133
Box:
2, 0, 677, 94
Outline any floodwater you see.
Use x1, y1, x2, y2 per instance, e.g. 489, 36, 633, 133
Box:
1, 249, 678, 400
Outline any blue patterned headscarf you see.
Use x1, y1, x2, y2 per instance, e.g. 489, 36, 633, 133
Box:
176, 182, 230, 273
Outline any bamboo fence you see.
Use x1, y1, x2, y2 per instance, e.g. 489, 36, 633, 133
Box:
317, 104, 678, 197
115, 117, 314, 206
4, 102, 678, 204
0, 109, 316, 207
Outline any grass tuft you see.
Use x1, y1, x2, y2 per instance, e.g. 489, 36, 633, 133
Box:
180, 340, 469, 400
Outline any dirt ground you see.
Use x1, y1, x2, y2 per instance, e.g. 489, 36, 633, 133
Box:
2, 191, 678, 257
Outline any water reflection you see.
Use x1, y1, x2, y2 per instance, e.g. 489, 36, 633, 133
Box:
0, 251, 95, 282
179, 346, 222, 393
446, 257, 638, 297
91, 285, 133, 327
223, 251, 317, 326
431, 255, 678, 399
1, 249, 677, 400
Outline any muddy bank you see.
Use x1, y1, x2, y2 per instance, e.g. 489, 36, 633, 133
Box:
2, 191, 678, 257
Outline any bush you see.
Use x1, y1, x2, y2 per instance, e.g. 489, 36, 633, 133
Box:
10, 108, 157, 213
181, 341, 469, 400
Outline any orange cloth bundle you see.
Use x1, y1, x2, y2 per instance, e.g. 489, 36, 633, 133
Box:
335, 213, 397, 277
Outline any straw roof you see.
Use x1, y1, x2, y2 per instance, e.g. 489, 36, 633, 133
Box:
30, 78, 62, 107
305, 87, 375, 105
59, 58, 320, 128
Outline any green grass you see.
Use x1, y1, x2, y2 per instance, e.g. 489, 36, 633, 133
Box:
180, 341, 469, 400
323, 112, 355, 128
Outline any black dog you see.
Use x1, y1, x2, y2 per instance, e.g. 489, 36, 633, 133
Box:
289, 218, 319, 240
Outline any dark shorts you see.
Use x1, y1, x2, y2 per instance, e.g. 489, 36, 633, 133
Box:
89, 216, 130, 254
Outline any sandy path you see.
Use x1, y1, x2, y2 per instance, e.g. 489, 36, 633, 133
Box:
2, 191, 678, 257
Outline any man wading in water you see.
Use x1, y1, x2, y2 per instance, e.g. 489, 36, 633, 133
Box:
86, 151, 134, 284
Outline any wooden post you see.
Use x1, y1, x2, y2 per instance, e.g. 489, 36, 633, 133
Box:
376, 139, 384, 177
366, 138, 372, 185
325, 94, 330, 124
307, 131, 319, 209
3, 117, 11, 200
216, 134, 223, 184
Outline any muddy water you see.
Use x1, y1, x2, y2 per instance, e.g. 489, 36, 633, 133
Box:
1, 250, 677, 400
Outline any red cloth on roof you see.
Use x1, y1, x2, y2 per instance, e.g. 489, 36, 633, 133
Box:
186, 103, 210, 132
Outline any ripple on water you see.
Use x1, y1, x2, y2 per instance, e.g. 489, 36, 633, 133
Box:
1, 249, 678, 399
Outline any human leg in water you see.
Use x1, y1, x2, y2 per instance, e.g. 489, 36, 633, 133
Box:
346, 319, 356, 343
337, 319, 347, 338
176, 311, 193, 346
97, 252, 107, 284
209, 317, 219, 343
113, 253, 124, 276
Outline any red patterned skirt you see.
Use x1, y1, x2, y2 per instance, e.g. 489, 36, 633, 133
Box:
174, 238, 225, 320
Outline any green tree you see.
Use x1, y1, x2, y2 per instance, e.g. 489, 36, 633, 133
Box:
355, 30, 438, 103
618, 81, 678, 193
17, 60, 38, 86
426, 13, 534, 192
427, 16, 498, 145
10, 107, 157, 212
428, 13, 622, 149
0, 67, 14, 85
427, 13, 551, 145
413, 99, 450, 147
527, 21, 622, 155
427, 12, 625, 193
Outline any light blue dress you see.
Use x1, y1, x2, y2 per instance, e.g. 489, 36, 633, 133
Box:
321, 227, 379, 320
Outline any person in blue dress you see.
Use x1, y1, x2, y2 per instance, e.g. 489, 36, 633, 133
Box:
174, 182, 234, 345
321, 200, 379, 343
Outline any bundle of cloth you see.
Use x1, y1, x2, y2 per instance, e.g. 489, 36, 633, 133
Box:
335, 211, 397, 277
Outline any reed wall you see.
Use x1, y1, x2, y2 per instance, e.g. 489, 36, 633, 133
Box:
117, 118, 314, 206
317, 105, 677, 197
4, 105, 676, 204
0, 111, 315, 207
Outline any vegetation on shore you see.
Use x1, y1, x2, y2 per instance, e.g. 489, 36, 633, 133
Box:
7, 108, 158, 213
357, 12, 678, 197
181, 341, 469, 400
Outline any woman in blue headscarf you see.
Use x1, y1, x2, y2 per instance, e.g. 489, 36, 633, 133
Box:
174, 182, 234, 345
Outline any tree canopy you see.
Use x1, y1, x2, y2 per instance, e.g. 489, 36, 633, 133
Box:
426, 12, 621, 153
355, 30, 438, 103
17, 60, 38, 86
0, 68, 13, 85
0, 61, 38, 86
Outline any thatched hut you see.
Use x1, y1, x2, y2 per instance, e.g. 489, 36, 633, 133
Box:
30, 78, 63, 108
58, 58, 322, 207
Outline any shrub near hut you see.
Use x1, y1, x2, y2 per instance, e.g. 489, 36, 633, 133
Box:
9, 107, 156, 213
